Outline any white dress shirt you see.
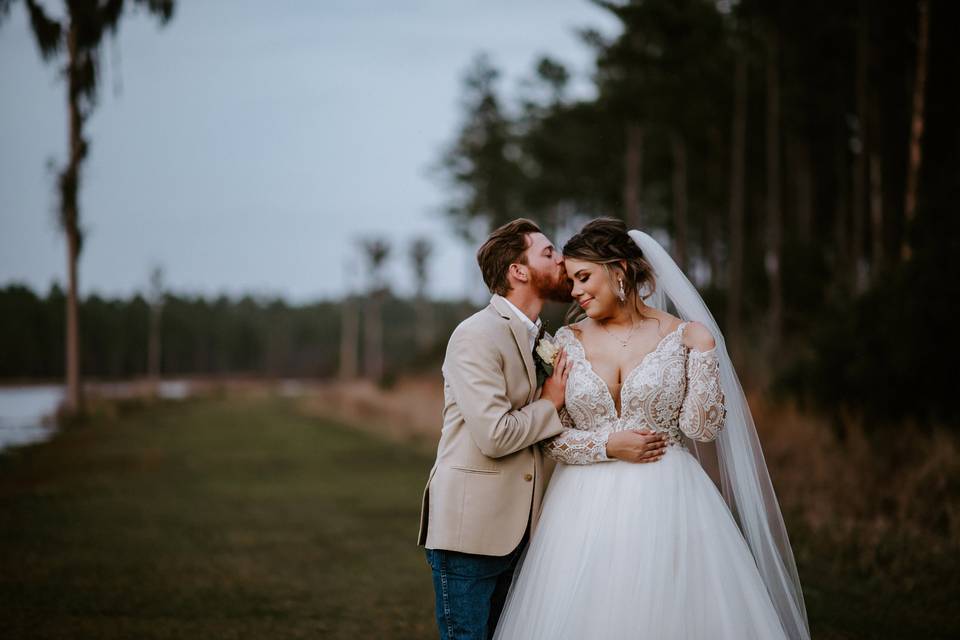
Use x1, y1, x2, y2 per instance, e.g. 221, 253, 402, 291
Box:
500, 297, 542, 352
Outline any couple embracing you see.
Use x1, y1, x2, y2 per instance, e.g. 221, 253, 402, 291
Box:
418, 218, 810, 640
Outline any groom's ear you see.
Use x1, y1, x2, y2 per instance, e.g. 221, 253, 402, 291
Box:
508, 262, 530, 284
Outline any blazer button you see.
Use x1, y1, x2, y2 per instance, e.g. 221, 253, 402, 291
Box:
523, 473, 533, 481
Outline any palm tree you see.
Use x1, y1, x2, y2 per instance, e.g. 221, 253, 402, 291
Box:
339, 258, 359, 380
358, 237, 391, 383
408, 237, 434, 353
147, 264, 165, 386
2, 0, 176, 415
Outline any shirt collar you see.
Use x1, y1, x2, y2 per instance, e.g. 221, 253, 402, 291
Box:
500, 297, 542, 347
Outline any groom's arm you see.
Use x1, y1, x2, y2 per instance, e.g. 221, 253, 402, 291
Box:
444, 329, 564, 459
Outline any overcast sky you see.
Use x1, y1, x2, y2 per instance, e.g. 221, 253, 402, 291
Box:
0, 0, 618, 302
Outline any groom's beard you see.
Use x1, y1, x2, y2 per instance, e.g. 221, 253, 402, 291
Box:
530, 266, 573, 303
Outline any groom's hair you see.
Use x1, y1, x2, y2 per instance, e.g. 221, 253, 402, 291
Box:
477, 218, 542, 296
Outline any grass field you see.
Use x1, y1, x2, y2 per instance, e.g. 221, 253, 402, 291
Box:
0, 397, 437, 639
1, 395, 957, 639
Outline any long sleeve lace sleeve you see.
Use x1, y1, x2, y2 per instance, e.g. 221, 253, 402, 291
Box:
541, 407, 612, 464
678, 348, 726, 442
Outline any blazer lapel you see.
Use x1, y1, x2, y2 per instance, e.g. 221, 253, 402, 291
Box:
490, 295, 538, 401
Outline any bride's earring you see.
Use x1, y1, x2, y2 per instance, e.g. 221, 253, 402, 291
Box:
617, 276, 626, 303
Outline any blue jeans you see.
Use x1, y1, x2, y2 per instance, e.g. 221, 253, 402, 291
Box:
425, 539, 526, 640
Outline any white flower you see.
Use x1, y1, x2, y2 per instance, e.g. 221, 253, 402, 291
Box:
535, 337, 559, 369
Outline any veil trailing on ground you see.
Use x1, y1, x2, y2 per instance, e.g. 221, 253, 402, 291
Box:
629, 230, 811, 640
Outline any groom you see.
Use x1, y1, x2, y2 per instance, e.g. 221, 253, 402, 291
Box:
417, 219, 572, 639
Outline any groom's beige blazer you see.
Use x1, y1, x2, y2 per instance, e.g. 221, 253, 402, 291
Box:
418, 294, 565, 556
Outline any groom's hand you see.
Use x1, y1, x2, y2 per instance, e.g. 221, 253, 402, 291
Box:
606, 430, 667, 463
540, 348, 570, 411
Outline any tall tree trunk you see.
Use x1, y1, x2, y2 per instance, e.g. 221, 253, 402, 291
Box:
62, 23, 85, 415
834, 138, 850, 291
869, 152, 884, 275
701, 207, 716, 288
704, 127, 723, 287
852, 0, 869, 291
671, 132, 688, 271
148, 304, 162, 382
147, 268, 164, 385
415, 295, 434, 354
727, 52, 747, 359
765, 28, 783, 347
902, 0, 930, 261
339, 295, 358, 380
790, 137, 814, 244
65, 228, 81, 411
624, 123, 644, 229
363, 294, 384, 383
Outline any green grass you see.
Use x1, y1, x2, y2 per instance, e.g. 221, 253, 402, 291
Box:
1, 396, 957, 639
0, 397, 438, 639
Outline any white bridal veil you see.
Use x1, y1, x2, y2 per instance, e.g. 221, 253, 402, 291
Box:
629, 230, 811, 640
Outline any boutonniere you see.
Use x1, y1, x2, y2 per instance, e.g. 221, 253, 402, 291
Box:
534, 335, 559, 387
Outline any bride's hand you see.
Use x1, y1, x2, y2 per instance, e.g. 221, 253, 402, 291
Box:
605, 429, 667, 463
541, 348, 570, 411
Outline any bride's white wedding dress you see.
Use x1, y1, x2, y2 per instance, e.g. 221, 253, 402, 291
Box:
492, 322, 789, 639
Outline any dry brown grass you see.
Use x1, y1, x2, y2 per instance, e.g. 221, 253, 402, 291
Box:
753, 396, 960, 578
301, 375, 960, 579
297, 375, 445, 449
297, 374, 960, 634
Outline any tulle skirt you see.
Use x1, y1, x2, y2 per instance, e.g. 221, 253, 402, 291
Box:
493, 446, 788, 639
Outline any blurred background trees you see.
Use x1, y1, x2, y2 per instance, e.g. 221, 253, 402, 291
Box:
435, 0, 959, 430
1, 0, 956, 431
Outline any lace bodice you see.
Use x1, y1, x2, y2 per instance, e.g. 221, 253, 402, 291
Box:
542, 322, 726, 465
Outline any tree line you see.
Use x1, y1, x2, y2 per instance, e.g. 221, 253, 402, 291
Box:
0, 282, 469, 383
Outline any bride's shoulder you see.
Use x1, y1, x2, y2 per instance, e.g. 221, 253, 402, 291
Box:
679, 320, 717, 352
555, 320, 585, 342
649, 310, 715, 352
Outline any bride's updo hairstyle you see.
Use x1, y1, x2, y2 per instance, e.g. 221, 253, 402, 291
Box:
562, 217, 658, 321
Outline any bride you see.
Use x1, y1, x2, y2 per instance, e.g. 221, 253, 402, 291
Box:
493, 218, 810, 640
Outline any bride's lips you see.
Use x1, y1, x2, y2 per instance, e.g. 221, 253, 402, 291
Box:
578, 297, 593, 309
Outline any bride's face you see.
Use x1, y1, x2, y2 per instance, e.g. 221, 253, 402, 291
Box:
565, 257, 620, 320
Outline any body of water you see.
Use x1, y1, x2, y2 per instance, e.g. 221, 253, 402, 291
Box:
0, 385, 63, 453
0, 381, 197, 454
0, 379, 306, 451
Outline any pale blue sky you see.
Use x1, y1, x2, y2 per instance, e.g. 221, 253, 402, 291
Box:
0, 0, 618, 301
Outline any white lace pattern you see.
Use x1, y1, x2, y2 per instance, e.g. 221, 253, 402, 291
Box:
542, 322, 726, 465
